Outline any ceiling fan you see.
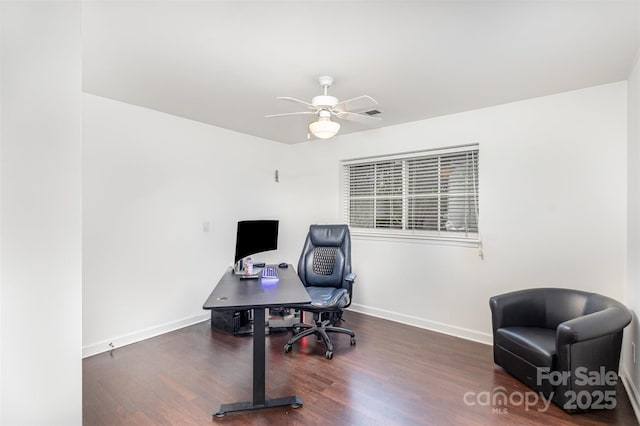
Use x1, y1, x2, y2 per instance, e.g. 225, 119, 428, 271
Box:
266, 76, 381, 139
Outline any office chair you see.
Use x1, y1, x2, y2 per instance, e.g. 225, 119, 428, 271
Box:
284, 224, 356, 359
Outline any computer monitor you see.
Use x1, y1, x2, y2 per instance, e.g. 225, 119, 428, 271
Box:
234, 220, 279, 264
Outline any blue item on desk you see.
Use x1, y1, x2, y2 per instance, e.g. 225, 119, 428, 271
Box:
262, 266, 278, 279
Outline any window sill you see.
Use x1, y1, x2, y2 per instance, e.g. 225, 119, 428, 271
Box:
350, 229, 480, 248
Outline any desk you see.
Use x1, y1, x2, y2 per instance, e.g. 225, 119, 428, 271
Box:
203, 265, 310, 417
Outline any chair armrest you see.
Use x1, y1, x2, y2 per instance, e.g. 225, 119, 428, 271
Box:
557, 307, 631, 346
489, 289, 544, 332
342, 273, 356, 307
343, 273, 356, 293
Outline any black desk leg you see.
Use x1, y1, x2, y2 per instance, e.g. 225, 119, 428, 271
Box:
252, 307, 266, 405
213, 307, 303, 418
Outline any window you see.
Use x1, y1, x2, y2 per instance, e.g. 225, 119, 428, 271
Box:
342, 145, 479, 242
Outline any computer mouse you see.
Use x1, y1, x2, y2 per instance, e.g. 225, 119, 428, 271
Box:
278, 263, 288, 268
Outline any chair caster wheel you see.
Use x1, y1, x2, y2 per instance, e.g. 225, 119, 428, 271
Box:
214, 412, 226, 418
293, 326, 301, 335
325, 350, 333, 360
284, 344, 292, 353
290, 402, 302, 409
350, 336, 356, 345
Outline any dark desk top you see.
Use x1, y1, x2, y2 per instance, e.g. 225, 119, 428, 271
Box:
203, 265, 310, 311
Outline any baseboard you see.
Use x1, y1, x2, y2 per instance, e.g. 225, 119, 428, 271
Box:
621, 366, 640, 423
348, 303, 492, 345
83, 305, 491, 358
82, 313, 210, 358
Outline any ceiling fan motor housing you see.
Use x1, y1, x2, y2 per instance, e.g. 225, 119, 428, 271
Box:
317, 110, 332, 119
312, 95, 338, 108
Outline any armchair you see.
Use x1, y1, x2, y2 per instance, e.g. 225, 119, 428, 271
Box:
284, 224, 356, 359
490, 288, 631, 412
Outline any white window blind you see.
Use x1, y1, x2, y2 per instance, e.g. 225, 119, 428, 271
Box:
342, 145, 479, 242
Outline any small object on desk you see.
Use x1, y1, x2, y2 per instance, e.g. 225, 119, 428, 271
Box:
253, 262, 266, 268
244, 257, 253, 275
278, 263, 288, 268
240, 272, 260, 280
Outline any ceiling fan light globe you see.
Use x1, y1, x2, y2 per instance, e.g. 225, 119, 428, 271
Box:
309, 119, 340, 139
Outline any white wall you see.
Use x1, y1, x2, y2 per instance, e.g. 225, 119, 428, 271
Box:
625, 49, 640, 414
83, 82, 628, 350
82, 94, 299, 356
289, 82, 628, 342
1, 2, 82, 425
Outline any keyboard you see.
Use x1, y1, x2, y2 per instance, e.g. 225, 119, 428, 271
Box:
261, 266, 278, 279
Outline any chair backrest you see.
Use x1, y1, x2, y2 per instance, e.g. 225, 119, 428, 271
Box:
494, 288, 629, 330
541, 288, 630, 328
298, 224, 352, 290
539, 288, 589, 328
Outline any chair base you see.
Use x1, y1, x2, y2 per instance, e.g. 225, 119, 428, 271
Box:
285, 317, 355, 359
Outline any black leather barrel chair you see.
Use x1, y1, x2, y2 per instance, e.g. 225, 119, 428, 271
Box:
284, 224, 356, 359
490, 288, 631, 412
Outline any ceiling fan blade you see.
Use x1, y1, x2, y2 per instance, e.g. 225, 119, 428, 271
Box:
334, 111, 382, 123
276, 96, 318, 110
333, 95, 378, 113
265, 111, 317, 118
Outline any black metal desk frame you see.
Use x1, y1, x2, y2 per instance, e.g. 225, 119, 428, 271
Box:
203, 265, 310, 417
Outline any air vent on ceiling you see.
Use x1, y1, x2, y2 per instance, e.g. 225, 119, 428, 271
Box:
364, 109, 381, 116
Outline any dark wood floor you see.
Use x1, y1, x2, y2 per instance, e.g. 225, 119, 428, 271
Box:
83, 311, 638, 425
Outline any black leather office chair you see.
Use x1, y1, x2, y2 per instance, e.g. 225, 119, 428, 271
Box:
284, 224, 356, 359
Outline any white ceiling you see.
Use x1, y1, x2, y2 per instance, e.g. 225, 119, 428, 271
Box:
82, 1, 640, 144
